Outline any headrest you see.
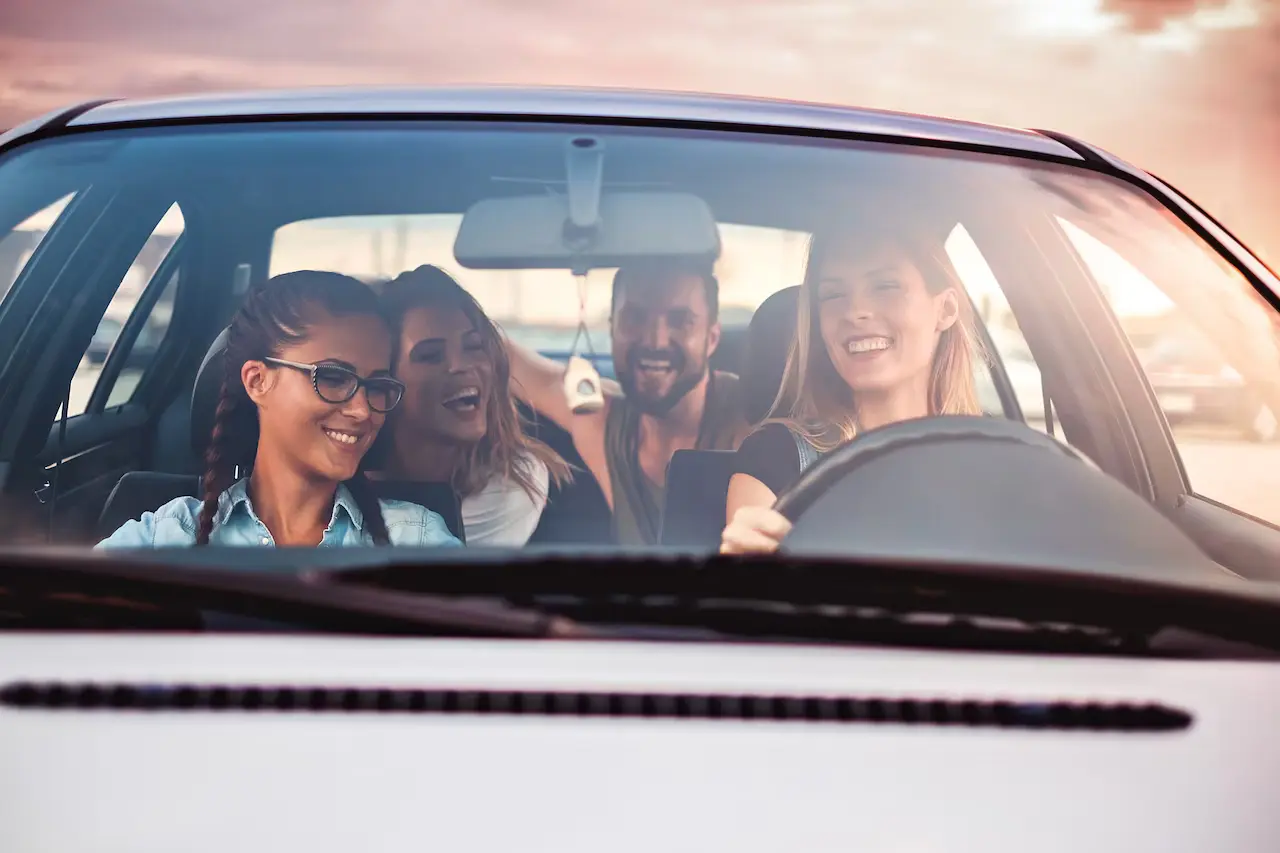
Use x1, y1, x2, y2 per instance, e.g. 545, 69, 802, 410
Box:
742, 285, 799, 425
190, 327, 230, 457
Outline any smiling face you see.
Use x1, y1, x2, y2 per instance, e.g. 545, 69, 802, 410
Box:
244, 311, 395, 484
815, 239, 959, 399
392, 302, 493, 445
611, 268, 719, 416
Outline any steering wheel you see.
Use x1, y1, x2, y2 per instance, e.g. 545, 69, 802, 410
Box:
771, 416, 1223, 582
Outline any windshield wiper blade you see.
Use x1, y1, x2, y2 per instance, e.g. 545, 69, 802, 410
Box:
518, 593, 1160, 656
0, 548, 591, 638
324, 552, 1280, 656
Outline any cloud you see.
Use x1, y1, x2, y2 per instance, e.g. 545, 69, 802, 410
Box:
1099, 0, 1256, 32
3, 0, 371, 59
10, 77, 73, 96
1102, 0, 1214, 31
0, 0, 1249, 134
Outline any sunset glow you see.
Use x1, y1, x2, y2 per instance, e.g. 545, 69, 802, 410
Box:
0, 0, 1274, 260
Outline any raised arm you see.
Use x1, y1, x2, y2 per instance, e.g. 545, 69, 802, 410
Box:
506, 338, 620, 431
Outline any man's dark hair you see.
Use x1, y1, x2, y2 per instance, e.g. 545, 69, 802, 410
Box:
610, 262, 720, 323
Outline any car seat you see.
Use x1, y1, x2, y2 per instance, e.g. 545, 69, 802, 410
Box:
521, 402, 615, 546
96, 328, 465, 542
658, 286, 799, 547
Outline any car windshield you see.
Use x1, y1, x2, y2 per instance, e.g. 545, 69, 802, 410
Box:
1, 118, 1278, 592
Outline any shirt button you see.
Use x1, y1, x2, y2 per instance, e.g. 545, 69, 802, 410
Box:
260, 537, 271, 545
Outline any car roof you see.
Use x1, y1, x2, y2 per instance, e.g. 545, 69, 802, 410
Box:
56, 85, 1082, 160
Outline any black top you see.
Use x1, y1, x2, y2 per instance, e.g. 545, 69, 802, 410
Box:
734, 422, 806, 496
608, 370, 742, 546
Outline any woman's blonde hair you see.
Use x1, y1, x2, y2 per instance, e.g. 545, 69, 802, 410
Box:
768, 224, 985, 452
374, 265, 571, 501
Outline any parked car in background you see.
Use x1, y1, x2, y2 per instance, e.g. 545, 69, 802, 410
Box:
1144, 331, 1279, 442
84, 315, 165, 369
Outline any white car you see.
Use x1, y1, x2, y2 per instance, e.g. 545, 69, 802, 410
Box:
3, 86, 1280, 852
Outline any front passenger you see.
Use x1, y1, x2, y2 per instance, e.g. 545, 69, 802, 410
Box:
98, 271, 460, 549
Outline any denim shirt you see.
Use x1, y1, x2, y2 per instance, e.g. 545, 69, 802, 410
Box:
96, 479, 462, 550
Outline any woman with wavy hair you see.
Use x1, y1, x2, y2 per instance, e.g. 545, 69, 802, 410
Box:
372, 265, 571, 546
721, 223, 985, 555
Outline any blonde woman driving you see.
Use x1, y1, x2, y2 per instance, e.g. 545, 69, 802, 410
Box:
722, 223, 984, 555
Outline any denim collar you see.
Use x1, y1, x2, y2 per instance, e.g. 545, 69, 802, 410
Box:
215, 478, 364, 532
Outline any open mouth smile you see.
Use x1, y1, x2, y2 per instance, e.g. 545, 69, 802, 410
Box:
443, 386, 482, 412
634, 353, 680, 375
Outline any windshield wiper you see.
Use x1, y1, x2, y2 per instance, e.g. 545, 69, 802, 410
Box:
323, 551, 1280, 658
0, 548, 592, 638
6, 549, 1275, 656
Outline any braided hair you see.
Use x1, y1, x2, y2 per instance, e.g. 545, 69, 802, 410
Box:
195, 271, 392, 546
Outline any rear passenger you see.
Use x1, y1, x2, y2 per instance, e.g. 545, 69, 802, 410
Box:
369, 265, 571, 547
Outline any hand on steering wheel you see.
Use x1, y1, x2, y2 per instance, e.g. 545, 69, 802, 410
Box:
720, 505, 793, 555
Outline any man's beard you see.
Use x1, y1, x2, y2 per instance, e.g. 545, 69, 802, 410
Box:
617, 345, 709, 417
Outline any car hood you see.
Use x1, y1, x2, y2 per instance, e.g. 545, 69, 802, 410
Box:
1, 633, 1278, 852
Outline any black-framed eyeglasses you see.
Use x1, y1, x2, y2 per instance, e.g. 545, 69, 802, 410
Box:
263, 358, 405, 413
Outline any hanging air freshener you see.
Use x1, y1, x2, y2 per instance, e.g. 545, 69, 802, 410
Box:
564, 353, 604, 414
563, 271, 604, 414
561, 136, 605, 414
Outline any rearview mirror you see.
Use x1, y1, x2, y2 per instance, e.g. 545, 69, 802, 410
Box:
453, 191, 721, 273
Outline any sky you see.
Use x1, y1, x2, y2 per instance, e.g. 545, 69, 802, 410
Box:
0, 1, 1257, 116
0, 0, 1276, 262
0, 0, 1269, 124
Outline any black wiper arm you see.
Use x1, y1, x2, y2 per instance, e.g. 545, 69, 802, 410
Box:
326, 551, 1280, 655
0, 548, 592, 638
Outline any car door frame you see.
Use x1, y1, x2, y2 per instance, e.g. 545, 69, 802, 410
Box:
33, 231, 197, 531
38, 188, 233, 532
0, 182, 187, 536
959, 203, 1162, 504
1046, 212, 1280, 577
84, 231, 187, 414
1012, 147, 1280, 579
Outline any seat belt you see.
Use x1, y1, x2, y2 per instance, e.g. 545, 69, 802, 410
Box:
793, 430, 821, 474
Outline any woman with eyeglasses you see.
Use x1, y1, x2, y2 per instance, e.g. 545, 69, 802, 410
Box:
98, 270, 461, 548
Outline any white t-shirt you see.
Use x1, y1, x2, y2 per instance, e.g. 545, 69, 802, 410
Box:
460, 453, 549, 547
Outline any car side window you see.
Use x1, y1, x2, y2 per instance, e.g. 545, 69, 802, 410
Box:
1059, 215, 1280, 527
69, 204, 184, 417
945, 223, 1062, 432
0, 193, 75, 303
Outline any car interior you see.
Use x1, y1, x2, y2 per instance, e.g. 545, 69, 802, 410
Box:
0, 121, 1278, 580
